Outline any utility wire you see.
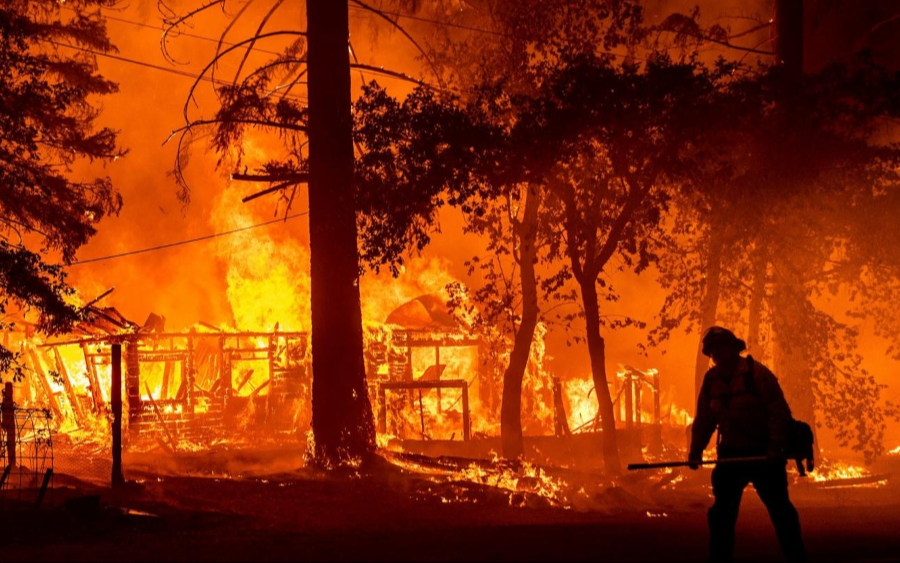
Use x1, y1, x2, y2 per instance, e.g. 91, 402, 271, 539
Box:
348, 4, 507, 38
51, 40, 243, 88
74, 9, 433, 88
69, 211, 308, 266
72, 7, 288, 58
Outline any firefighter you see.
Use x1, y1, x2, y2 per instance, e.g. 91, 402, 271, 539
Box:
689, 326, 806, 563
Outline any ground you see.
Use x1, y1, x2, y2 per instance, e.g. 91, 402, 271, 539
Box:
1, 448, 899, 562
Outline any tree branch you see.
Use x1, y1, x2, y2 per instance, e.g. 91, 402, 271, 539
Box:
167, 118, 308, 140
349, 0, 445, 88
241, 180, 303, 203
232, 172, 309, 183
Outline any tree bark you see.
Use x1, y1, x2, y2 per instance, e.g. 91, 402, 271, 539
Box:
747, 248, 768, 353
500, 185, 540, 460
306, 0, 375, 466
771, 283, 817, 430
772, 0, 817, 433
579, 278, 621, 475
694, 226, 724, 400
776, 0, 804, 76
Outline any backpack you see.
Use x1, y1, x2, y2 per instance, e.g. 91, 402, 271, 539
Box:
745, 356, 815, 476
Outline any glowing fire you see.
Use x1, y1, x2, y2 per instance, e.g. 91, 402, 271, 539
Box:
213, 184, 310, 332
563, 368, 692, 431
451, 459, 568, 507
810, 459, 888, 488
565, 377, 598, 431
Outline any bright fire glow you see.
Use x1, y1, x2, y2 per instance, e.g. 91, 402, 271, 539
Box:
810, 459, 888, 488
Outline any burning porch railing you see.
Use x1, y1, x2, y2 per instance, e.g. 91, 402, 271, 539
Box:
19, 329, 311, 452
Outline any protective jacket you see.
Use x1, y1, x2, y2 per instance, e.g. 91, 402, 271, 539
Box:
690, 355, 793, 459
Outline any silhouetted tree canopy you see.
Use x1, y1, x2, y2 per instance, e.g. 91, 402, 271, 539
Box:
0, 1, 124, 378
649, 56, 900, 462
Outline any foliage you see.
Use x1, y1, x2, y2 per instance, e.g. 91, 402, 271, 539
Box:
0, 1, 124, 379
515, 51, 732, 317
648, 54, 900, 460
353, 82, 506, 274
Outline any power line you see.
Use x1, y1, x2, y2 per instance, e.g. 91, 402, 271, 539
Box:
69, 211, 308, 266
90, 9, 289, 58
97, 3, 506, 43
347, 3, 507, 38
51, 40, 239, 87
82, 8, 434, 88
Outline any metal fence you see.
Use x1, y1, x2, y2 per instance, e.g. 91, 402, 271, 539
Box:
0, 404, 55, 508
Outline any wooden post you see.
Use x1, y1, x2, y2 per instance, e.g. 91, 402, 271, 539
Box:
653, 371, 661, 423
378, 385, 387, 435
111, 343, 125, 488
650, 370, 663, 455
218, 335, 229, 402
1, 382, 16, 468
634, 372, 644, 451
624, 371, 633, 432
635, 373, 643, 424
552, 377, 571, 437
267, 334, 276, 421
185, 329, 195, 413
461, 383, 470, 441
434, 345, 443, 412
125, 339, 141, 423
406, 343, 413, 380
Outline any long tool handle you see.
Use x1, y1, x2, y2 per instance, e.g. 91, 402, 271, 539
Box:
627, 456, 769, 470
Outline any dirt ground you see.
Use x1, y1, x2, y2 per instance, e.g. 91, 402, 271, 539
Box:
1, 449, 899, 562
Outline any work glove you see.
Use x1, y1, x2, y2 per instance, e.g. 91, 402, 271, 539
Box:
688, 452, 702, 470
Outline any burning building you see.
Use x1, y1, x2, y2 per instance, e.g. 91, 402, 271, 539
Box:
0, 284, 698, 492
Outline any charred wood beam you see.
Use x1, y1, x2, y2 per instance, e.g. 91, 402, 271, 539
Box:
80, 342, 104, 412
144, 381, 179, 452
111, 343, 124, 488
169, 118, 308, 140
349, 63, 432, 88
231, 172, 309, 183
82, 286, 115, 309
52, 348, 85, 423
27, 350, 62, 421
125, 341, 142, 424
241, 180, 302, 203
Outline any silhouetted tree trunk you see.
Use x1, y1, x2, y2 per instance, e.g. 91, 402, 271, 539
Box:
776, 0, 804, 75
747, 247, 768, 353
579, 277, 620, 475
307, 0, 375, 466
693, 224, 724, 400
500, 184, 540, 460
772, 0, 817, 429
771, 283, 818, 429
